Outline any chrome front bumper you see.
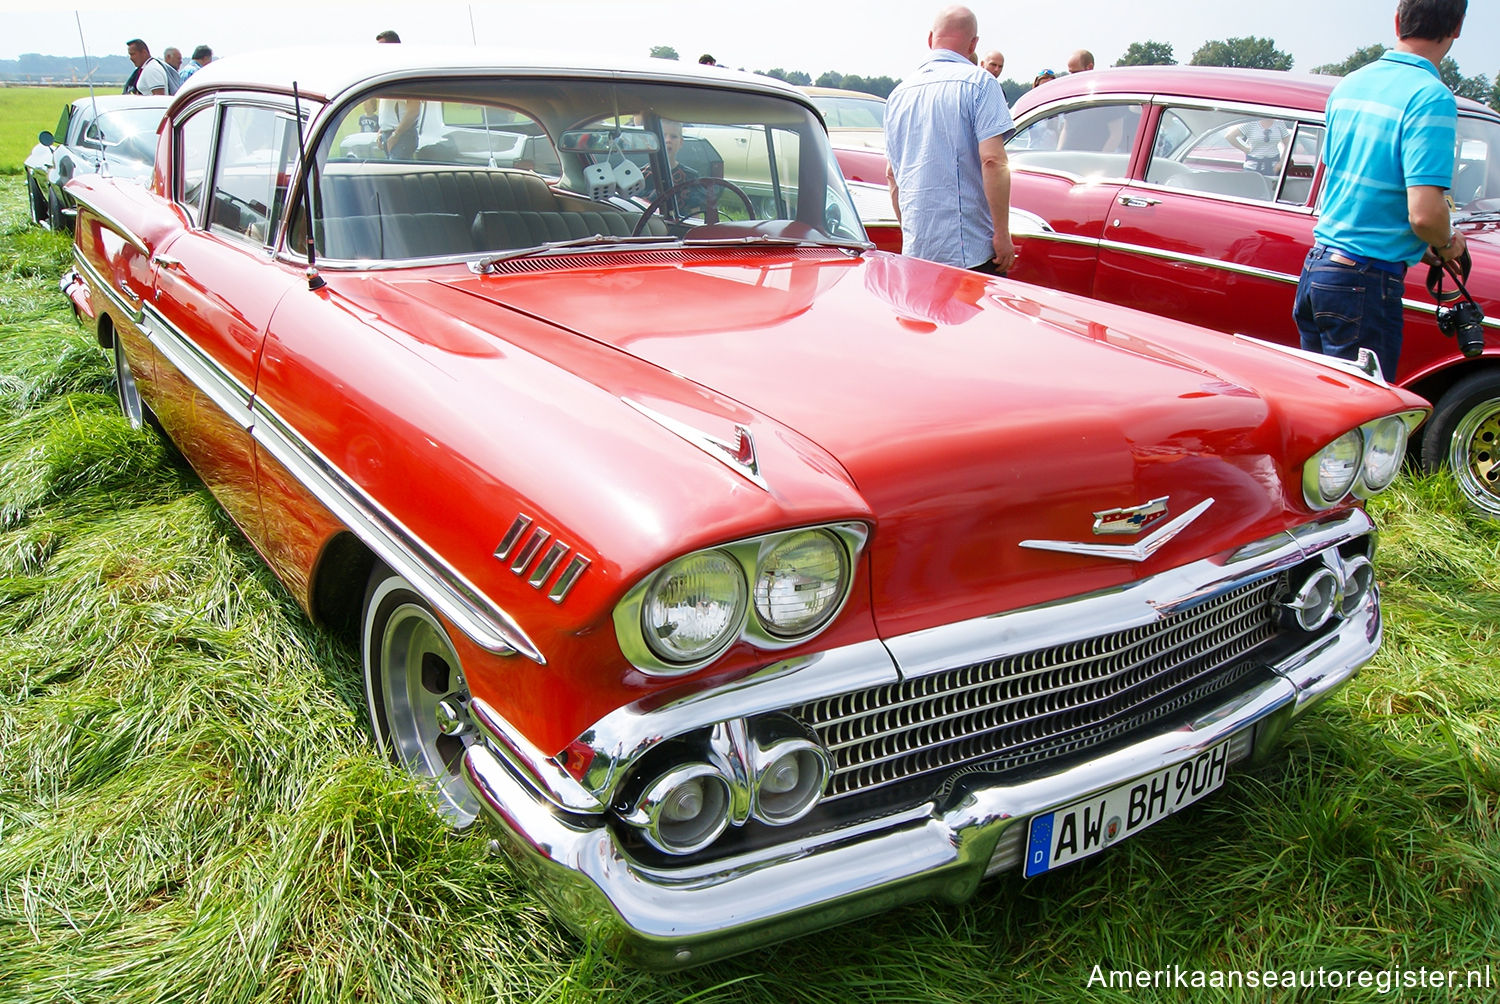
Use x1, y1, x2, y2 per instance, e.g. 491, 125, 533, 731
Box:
463, 584, 1379, 970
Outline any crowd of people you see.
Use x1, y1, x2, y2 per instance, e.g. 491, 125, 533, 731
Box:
117, 0, 1471, 379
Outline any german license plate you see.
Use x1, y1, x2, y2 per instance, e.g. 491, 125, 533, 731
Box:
1023, 739, 1230, 878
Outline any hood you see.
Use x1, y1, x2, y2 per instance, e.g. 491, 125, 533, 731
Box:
420, 249, 1389, 637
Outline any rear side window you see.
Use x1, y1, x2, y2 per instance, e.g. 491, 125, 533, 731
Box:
1146, 105, 1318, 206
176, 106, 215, 222
209, 105, 298, 246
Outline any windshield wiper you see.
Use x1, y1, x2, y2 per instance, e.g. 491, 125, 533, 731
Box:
470, 233, 682, 272
680, 234, 872, 253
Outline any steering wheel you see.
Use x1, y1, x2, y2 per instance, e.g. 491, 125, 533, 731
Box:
632, 176, 756, 236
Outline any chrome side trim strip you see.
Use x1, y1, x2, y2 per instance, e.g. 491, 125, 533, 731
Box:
68, 192, 150, 256
469, 697, 603, 813
248, 395, 545, 662
140, 303, 255, 430
72, 248, 142, 325
621, 398, 768, 490
1094, 236, 1300, 285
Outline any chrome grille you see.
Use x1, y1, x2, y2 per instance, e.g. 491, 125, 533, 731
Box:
796, 576, 1280, 801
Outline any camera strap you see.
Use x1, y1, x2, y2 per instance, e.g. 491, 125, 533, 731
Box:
1426, 247, 1476, 306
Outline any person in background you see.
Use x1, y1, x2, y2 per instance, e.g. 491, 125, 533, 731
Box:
981, 50, 1004, 78
374, 31, 419, 159
123, 39, 178, 96
1066, 48, 1094, 73
1032, 68, 1056, 88
179, 45, 212, 81
698, 54, 717, 66
884, 5, 1015, 274
1293, 0, 1468, 380
162, 47, 182, 72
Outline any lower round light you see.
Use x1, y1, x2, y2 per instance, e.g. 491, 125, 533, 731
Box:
753, 530, 848, 638
1340, 555, 1375, 617
753, 740, 829, 825
628, 764, 732, 855
1283, 567, 1340, 631
1360, 418, 1409, 494
642, 550, 747, 663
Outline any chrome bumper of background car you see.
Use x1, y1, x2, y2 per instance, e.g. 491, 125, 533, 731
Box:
463, 590, 1378, 970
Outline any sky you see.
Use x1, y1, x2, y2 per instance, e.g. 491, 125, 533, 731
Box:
2, 1, 1497, 84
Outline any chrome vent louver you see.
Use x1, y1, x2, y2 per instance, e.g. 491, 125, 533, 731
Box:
479, 246, 848, 276
795, 576, 1281, 801
495, 514, 589, 603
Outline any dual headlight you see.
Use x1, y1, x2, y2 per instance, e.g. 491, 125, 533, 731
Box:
1302, 411, 1426, 509
616, 523, 867, 675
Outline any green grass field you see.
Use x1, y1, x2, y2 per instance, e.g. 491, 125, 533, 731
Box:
0, 87, 94, 174
0, 174, 1496, 1002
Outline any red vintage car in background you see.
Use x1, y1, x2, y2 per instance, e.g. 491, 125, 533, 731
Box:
65, 47, 1426, 968
869, 66, 1500, 516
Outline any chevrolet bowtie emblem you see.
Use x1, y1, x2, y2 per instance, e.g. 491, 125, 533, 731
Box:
1093, 496, 1169, 535
1019, 498, 1215, 563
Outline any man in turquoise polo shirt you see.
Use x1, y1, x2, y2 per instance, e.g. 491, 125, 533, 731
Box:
1293, 0, 1468, 381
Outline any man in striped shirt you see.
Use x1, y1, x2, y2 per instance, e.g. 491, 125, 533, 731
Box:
884, 6, 1015, 274
1292, 0, 1468, 380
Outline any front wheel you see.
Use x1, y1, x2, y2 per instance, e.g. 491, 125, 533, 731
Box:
1421, 369, 1500, 518
361, 567, 480, 827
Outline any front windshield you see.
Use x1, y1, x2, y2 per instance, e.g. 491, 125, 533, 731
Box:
311, 77, 864, 261
1453, 113, 1500, 215
90, 109, 164, 167
811, 95, 886, 130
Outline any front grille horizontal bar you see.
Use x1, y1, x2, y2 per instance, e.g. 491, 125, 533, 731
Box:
796, 575, 1281, 801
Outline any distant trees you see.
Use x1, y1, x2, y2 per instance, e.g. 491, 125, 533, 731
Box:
1439, 56, 1491, 102
1310, 43, 1386, 76
1190, 36, 1293, 71
760, 68, 813, 86
1115, 41, 1176, 67
649, 45, 679, 60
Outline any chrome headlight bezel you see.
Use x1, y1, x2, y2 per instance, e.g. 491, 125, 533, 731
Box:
614, 522, 869, 677
1303, 411, 1426, 509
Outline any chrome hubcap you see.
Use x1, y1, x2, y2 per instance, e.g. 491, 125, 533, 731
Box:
378, 598, 479, 825
1450, 400, 1500, 517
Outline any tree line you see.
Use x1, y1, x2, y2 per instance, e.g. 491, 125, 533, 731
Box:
651, 38, 1500, 111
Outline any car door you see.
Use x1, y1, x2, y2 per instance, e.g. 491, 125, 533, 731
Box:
1092, 101, 1324, 346
148, 99, 304, 543
1004, 100, 1144, 297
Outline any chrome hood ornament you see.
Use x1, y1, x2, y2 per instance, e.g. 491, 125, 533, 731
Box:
1020, 498, 1215, 563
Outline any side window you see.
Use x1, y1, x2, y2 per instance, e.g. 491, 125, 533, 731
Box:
1007, 104, 1142, 178
177, 106, 215, 223
1146, 106, 1303, 203
210, 105, 297, 246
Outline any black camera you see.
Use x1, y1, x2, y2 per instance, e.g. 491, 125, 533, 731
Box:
1437, 300, 1486, 358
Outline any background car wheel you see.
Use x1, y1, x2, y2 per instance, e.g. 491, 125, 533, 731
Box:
113, 338, 147, 430
361, 567, 480, 827
48, 191, 71, 235
27, 176, 47, 227
1421, 369, 1500, 518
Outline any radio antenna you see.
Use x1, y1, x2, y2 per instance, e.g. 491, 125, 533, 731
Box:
469, 6, 478, 44
74, 11, 108, 178
291, 83, 326, 291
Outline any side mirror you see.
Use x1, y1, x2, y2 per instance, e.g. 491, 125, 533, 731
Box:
38, 130, 55, 146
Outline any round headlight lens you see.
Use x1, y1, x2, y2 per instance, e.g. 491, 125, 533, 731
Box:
753, 530, 849, 637
1306, 429, 1363, 507
1358, 417, 1409, 494
642, 550, 747, 663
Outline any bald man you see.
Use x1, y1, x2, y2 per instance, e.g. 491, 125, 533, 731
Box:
884, 6, 1016, 273
981, 50, 1004, 77
1067, 48, 1095, 73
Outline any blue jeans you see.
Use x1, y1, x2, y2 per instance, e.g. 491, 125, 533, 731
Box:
1292, 245, 1406, 380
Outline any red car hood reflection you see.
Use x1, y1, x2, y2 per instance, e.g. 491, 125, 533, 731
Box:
433, 250, 1312, 636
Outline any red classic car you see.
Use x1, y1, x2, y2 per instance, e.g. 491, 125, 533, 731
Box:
64, 47, 1427, 968
1000, 66, 1500, 518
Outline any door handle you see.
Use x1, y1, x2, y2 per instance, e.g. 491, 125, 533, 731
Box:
151, 253, 181, 269
1117, 196, 1162, 208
